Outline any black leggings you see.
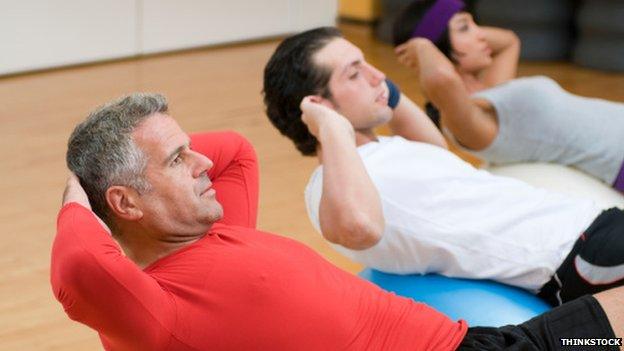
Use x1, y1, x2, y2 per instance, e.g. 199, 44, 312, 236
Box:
458, 295, 617, 350
538, 208, 624, 306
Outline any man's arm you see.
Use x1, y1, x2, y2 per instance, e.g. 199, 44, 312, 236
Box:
51, 175, 175, 349
386, 91, 448, 149
480, 26, 520, 87
396, 38, 497, 150
301, 97, 384, 250
190, 131, 259, 228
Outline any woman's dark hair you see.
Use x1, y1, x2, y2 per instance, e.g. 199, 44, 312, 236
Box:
392, 0, 476, 58
392, 0, 453, 58
392, 1, 451, 130
392, 0, 475, 130
262, 27, 342, 156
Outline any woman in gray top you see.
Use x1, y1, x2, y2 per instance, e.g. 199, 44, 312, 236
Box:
392, 0, 624, 191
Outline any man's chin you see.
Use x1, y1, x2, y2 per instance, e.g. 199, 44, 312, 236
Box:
377, 109, 393, 125
207, 204, 224, 223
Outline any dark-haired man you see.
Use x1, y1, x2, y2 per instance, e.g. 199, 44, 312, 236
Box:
263, 27, 624, 307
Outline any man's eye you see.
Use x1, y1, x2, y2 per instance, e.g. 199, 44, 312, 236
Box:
172, 155, 182, 165
349, 71, 359, 80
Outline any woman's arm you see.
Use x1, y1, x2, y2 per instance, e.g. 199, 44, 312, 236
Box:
396, 38, 497, 150
479, 26, 520, 87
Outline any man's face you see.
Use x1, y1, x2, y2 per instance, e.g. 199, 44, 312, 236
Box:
313, 38, 393, 131
132, 113, 223, 237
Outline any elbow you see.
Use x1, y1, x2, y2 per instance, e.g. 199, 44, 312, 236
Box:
508, 30, 520, 47
509, 32, 521, 55
322, 213, 384, 250
502, 29, 521, 53
422, 66, 462, 94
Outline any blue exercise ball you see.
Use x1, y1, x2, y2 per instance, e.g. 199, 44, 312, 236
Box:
360, 269, 551, 327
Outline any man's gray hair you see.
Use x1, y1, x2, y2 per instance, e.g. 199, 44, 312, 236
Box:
66, 93, 168, 225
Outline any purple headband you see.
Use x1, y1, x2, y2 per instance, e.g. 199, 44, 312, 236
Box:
411, 0, 465, 43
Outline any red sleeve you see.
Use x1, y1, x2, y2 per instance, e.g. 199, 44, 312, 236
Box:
190, 131, 259, 228
50, 203, 176, 349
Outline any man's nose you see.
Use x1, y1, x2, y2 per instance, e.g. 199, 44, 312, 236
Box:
192, 151, 213, 178
365, 63, 386, 86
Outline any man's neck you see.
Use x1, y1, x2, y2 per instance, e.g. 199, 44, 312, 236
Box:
355, 129, 378, 147
114, 223, 205, 269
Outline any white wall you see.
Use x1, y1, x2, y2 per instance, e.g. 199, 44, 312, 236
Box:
141, 0, 292, 53
0, 1, 137, 75
0, 0, 337, 75
291, 0, 340, 32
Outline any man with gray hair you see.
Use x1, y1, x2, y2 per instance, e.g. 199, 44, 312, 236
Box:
52, 93, 624, 350
66, 93, 163, 231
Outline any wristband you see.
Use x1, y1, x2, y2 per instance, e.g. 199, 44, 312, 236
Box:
386, 79, 401, 109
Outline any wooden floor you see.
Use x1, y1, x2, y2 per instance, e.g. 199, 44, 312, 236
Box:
1, 22, 623, 350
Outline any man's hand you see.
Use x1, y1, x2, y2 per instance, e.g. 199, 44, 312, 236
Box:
300, 96, 355, 141
62, 173, 112, 234
63, 173, 92, 209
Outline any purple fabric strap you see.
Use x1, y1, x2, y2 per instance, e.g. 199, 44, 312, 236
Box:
411, 0, 465, 43
613, 161, 624, 193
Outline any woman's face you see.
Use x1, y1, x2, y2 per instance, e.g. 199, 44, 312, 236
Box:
448, 12, 492, 72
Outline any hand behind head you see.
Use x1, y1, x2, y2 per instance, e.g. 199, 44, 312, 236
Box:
299, 96, 355, 139
63, 173, 91, 209
62, 172, 112, 234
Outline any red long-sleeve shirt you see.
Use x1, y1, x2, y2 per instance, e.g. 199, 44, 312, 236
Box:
51, 131, 467, 350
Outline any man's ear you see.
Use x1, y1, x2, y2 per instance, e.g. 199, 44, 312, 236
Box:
105, 186, 143, 221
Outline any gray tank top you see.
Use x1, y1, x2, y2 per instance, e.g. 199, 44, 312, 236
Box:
470, 76, 624, 184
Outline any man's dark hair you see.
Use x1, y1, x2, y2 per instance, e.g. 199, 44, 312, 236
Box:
263, 27, 342, 156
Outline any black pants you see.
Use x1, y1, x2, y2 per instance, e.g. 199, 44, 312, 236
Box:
538, 208, 624, 306
458, 295, 618, 350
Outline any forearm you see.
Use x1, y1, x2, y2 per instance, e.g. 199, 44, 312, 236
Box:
480, 26, 520, 86
396, 39, 496, 149
387, 93, 447, 148
415, 40, 469, 127
414, 41, 497, 149
415, 39, 458, 86
482, 26, 519, 54
317, 125, 384, 250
